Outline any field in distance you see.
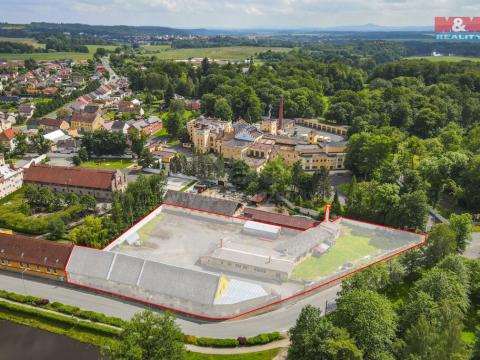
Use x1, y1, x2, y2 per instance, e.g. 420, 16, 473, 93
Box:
142, 46, 291, 61
0, 37, 45, 48
407, 56, 480, 62
0, 45, 118, 61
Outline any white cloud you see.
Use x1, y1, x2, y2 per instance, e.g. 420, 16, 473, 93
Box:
2, 0, 480, 28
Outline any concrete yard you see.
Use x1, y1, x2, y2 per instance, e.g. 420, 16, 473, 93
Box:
166, 176, 195, 192
109, 205, 425, 300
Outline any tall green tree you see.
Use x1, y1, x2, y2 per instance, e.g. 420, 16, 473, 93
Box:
334, 289, 397, 360
129, 128, 148, 159
103, 310, 185, 360
288, 305, 362, 360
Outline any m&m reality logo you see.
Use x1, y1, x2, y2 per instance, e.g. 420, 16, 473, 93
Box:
435, 17, 480, 40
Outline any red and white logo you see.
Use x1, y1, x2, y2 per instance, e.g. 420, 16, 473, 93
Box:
435, 17, 480, 32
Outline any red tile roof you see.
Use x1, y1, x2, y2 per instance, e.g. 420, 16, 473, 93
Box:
0, 233, 72, 269
24, 165, 117, 190
243, 208, 319, 230
72, 112, 98, 124
38, 118, 67, 128
0, 128, 16, 141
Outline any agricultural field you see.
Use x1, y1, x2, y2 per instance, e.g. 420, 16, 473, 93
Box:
85, 45, 119, 53
145, 46, 291, 61
406, 56, 480, 62
0, 52, 92, 61
141, 45, 171, 52
0, 37, 45, 48
0, 45, 118, 61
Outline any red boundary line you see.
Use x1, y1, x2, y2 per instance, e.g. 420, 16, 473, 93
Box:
63, 201, 428, 321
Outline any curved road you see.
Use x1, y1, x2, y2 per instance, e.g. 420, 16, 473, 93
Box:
0, 271, 339, 338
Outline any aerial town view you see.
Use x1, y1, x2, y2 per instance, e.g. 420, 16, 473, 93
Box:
0, 2, 479, 360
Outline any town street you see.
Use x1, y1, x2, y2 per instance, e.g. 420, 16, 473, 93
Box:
0, 271, 339, 338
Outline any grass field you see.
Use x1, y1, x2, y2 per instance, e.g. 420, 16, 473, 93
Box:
146, 46, 291, 61
0, 37, 45, 48
407, 56, 480, 62
80, 159, 133, 170
0, 52, 92, 61
0, 44, 118, 61
142, 45, 172, 52
85, 45, 119, 53
186, 349, 280, 360
291, 225, 378, 281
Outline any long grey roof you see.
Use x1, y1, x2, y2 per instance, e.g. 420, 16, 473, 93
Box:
163, 190, 241, 216
66, 246, 221, 305
138, 261, 220, 305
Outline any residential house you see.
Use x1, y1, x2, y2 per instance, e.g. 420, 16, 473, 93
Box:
70, 95, 91, 112
43, 130, 71, 151
71, 111, 104, 132
0, 233, 72, 280
18, 103, 35, 119
118, 100, 137, 113
0, 128, 16, 151
24, 165, 127, 200
37, 118, 70, 132
102, 121, 130, 135
129, 115, 162, 136
0, 155, 23, 199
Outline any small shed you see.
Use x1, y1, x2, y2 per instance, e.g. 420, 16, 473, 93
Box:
242, 220, 281, 240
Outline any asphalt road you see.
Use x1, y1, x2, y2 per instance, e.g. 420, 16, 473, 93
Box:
464, 232, 480, 259
0, 271, 339, 337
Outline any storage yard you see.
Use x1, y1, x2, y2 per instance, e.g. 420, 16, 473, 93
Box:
64, 195, 426, 319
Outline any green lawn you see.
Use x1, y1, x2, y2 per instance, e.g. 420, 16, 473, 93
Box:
186, 349, 280, 360
80, 159, 133, 169
407, 56, 480, 62
0, 37, 45, 48
147, 46, 291, 61
292, 225, 378, 281
153, 128, 169, 138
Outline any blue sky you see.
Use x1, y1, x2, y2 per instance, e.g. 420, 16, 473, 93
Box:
2, 0, 480, 29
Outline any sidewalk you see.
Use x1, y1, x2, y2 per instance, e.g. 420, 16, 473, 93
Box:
186, 338, 290, 354
0, 295, 291, 355
0, 297, 120, 330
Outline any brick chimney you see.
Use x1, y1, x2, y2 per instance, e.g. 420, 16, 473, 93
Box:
324, 205, 331, 222
277, 96, 284, 130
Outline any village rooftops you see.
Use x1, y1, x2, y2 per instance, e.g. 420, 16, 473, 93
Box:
24, 164, 121, 191
0, 233, 72, 270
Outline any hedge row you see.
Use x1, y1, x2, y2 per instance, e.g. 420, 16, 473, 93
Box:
185, 332, 283, 348
0, 290, 125, 328
48, 302, 125, 328
0, 300, 120, 338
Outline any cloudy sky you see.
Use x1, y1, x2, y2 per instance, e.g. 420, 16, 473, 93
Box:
2, 0, 480, 29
